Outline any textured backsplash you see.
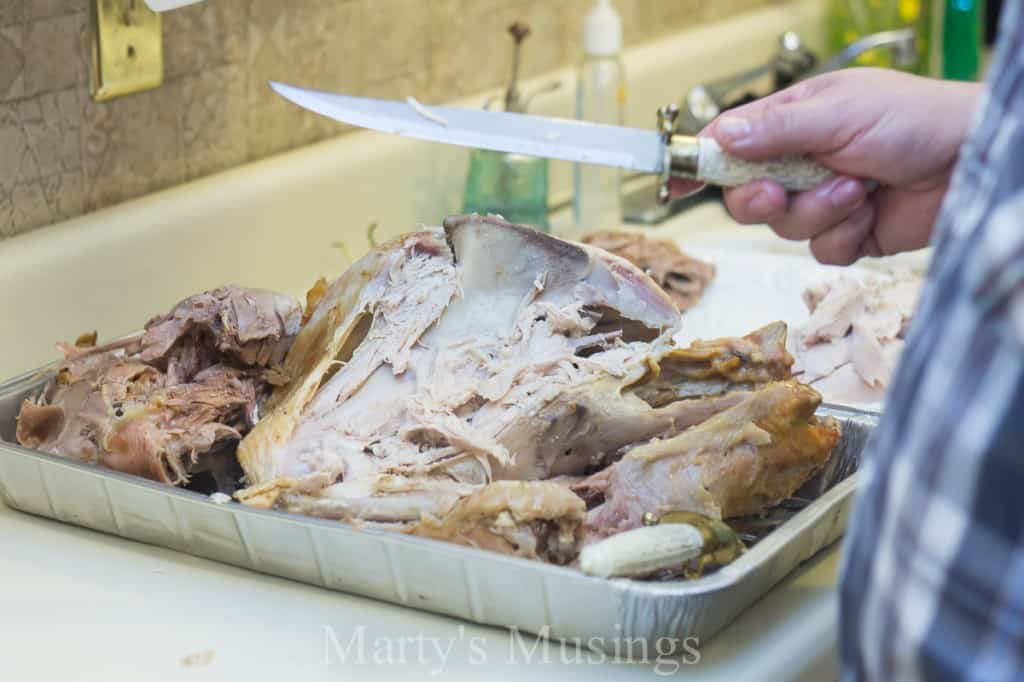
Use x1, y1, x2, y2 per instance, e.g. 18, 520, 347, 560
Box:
0, 0, 773, 238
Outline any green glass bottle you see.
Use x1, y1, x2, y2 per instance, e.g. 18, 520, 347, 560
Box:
942, 0, 983, 80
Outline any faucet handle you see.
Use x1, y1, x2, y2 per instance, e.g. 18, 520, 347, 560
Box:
774, 31, 817, 89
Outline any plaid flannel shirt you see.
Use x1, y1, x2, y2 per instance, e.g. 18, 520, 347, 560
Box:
840, 3, 1024, 680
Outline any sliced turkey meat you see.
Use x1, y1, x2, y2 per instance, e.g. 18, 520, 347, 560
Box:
790, 270, 922, 403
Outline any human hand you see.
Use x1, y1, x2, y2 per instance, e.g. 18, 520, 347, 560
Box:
676, 68, 981, 264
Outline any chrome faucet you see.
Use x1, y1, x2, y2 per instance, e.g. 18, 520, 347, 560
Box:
810, 27, 917, 77
676, 28, 917, 135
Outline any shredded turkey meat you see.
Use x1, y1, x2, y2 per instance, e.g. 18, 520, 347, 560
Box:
582, 231, 715, 311
16, 287, 302, 485
235, 214, 839, 564
790, 270, 922, 404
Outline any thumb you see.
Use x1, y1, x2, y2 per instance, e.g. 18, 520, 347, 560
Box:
706, 97, 848, 162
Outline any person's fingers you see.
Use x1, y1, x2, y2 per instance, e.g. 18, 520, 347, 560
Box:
869, 183, 948, 255
669, 178, 705, 199
702, 72, 864, 165
768, 176, 868, 241
702, 73, 833, 126
707, 96, 852, 162
721, 180, 788, 224
808, 202, 877, 265
858, 233, 884, 259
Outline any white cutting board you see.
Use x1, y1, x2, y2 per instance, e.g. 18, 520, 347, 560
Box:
674, 247, 922, 411
673, 248, 860, 345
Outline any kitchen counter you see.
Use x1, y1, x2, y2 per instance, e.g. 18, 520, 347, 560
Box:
0, 499, 841, 681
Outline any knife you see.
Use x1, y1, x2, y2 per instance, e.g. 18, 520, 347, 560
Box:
270, 81, 833, 204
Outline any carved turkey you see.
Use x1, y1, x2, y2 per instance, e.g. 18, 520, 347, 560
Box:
236, 215, 840, 564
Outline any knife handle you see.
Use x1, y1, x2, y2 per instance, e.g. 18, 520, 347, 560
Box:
661, 134, 835, 201
695, 136, 833, 190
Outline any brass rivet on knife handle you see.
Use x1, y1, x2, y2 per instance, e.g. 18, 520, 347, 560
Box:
666, 134, 834, 192
656, 104, 682, 204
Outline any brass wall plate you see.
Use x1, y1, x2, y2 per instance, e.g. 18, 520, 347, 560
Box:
89, 0, 163, 101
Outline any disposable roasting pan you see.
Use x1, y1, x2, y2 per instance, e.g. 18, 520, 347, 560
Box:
0, 365, 875, 651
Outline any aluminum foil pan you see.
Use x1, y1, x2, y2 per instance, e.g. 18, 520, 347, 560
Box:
0, 367, 875, 650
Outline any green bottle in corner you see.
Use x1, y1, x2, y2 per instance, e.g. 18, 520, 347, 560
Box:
942, 0, 984, 80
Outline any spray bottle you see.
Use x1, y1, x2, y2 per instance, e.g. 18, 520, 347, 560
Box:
571, 0, 625, 239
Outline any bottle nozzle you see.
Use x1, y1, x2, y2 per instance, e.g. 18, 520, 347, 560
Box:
583, 0, 622, 57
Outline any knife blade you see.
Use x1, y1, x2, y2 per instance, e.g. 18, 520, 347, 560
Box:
270, 81, 834, 197
271, 81, 664, 172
